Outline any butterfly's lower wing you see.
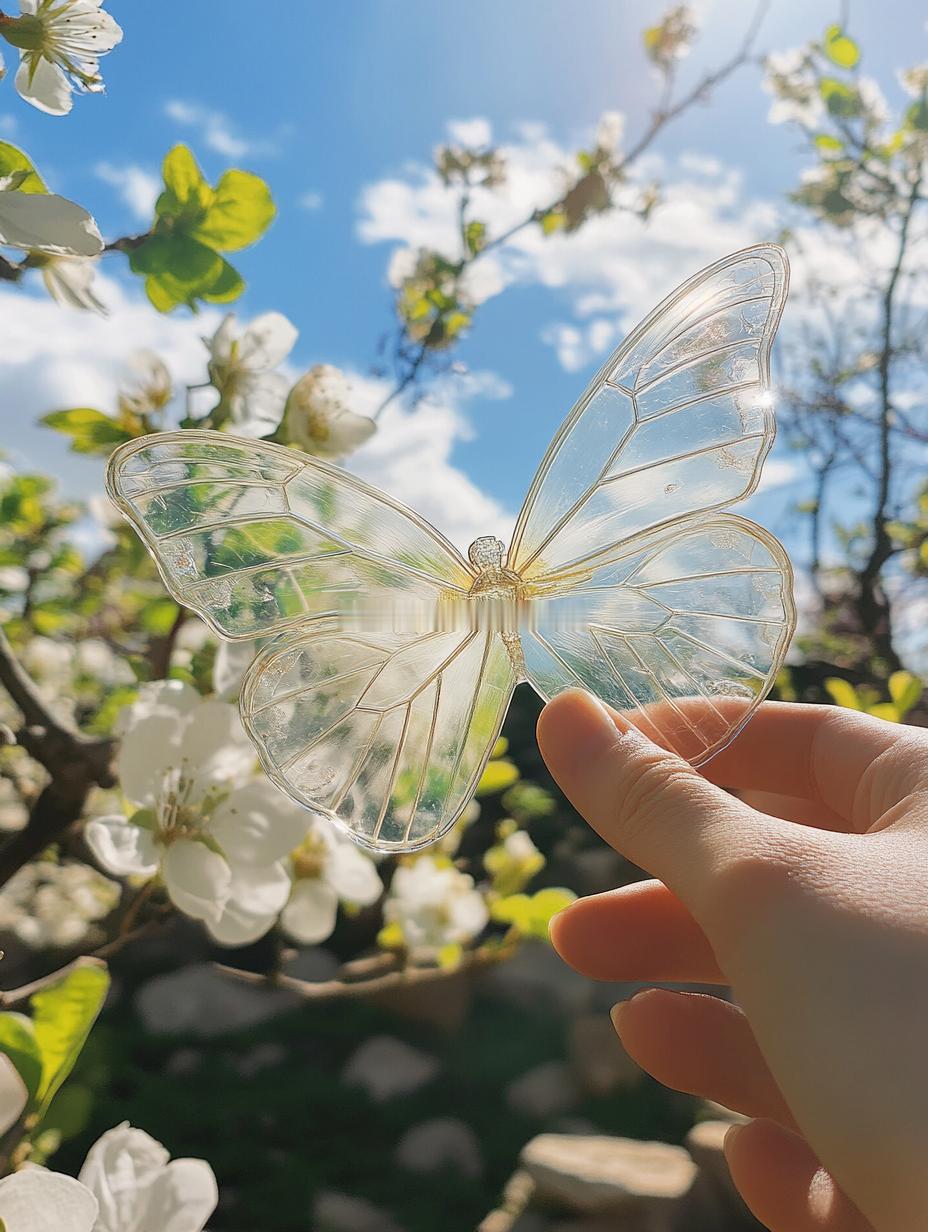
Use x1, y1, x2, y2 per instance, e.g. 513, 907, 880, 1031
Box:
106, 431, 474, 640
522, 515, 794, 764
240, 617, 518, 852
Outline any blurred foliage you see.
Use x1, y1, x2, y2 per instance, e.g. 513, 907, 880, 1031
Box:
128, 145, 275, 312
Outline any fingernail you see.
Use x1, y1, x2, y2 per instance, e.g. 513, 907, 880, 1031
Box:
610, 1000, 630, 1031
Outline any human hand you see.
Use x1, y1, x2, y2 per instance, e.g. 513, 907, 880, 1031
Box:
537, 692, 928, 1232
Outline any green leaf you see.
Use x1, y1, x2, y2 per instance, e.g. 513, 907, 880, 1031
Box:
867, 701, 899, 722
463, 219, 486, 257
888, 670, 921, 714
476, 758, 520, 797
37, 1083, 93, 1141
199, 257, 245, 304
819, 77, 862, 119
41, 408, 135, 456
814, 133, 844, 153
538, 208, 566, 236
139, 596, 179, 635
822, 25, 860, 70
905, 99, 928, 133
0, 1012, 43, 1102
824, 677, 862, 710
491, 887, 576, 940
31, 961, 109, 1114
156, 144, 213, 222
0, 141, 46, 194
131, 232, 225, 312
193, 168, 275, 252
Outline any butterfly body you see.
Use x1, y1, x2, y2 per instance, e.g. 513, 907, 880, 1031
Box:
108, 244, 796, 853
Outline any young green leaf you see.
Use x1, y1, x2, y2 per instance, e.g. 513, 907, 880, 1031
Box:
192, 169, 276, 252
0, 141, 47, 194
0, 1012, 43, 1102
31, 961, 110, 1114
822, 25, 860, 70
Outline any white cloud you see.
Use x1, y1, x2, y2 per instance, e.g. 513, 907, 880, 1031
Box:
342, 372, 514, 551
163, 100, 270, 160
447, 117, 492, 147
299, 191, 324, 211
95, 162, 160, 221
0, 116, 17, 138
0, 273, 512, 554
357, 118, 784, 373
0, 272, 220, 485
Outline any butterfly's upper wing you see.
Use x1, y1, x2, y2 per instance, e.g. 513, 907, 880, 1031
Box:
240, 618, 518, 852
510, 245, 794, 762
106, 431, 474, 641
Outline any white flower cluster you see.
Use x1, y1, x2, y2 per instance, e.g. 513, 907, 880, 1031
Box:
85, 680, 384, 947
0, 858, 119, 949
205, 314, 376, 457
383, 856, 488, 953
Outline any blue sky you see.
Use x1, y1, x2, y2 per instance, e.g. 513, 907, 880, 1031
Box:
1, 0, 927, 561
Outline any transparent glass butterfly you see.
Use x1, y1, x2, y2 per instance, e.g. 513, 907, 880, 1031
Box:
107, 244, 796, 854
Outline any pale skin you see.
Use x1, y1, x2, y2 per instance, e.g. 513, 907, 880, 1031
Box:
536, 691, 928, 1232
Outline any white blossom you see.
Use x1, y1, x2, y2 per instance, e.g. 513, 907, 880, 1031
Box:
20, 634, 73, 682
0, 183, 103, 256
281, 816, 382, 945
0, 859, 120, 948
78, 1122, 218, 1232
383, 856, 488, 952
0, 1169, 98, 1231
4, 0, 123, 116
207, 311, 298, 437
763, 48, 824, 128
281, 364, 376, 459
85, 682, 310, 945
595, 110, 624, 154
37, 252, 106, 312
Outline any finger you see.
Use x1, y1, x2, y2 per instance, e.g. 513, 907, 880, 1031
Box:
613, 989, 795, 1128
737, 789, 847, 831
703, 702, 924, 829
550, 880, 726, 984
537, 690, 795, 913
725, 1119, 874, 1232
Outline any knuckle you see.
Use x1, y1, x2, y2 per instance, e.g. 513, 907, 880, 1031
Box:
610, 745, 703, 845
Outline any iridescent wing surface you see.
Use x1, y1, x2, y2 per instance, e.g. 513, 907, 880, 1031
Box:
240, 618, 518, 851
511, 245, 795, 762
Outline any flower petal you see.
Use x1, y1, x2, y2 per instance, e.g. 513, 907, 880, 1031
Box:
115, 680, 201, 735
206, 862, 290, 947
78, 1122, 168, 1232
116, 712, 185, 807
227, 371, 290, 437
161, 841, 231, 926
281, 879, 339, 945
0, 188, 102, 256
326, 844, 382, 907
84, 816, 159, 878
139, 1158, 218, 1232
0, 1053, 27, 1137
0, 1168, 98, 1232
41, 255, 107, 313
182, 701, 254, 795
211, 782, 310, 867
237, 312, 298, 369
15, 54, 73, 116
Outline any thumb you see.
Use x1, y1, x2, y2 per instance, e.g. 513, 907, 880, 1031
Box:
536, 689, 775, 916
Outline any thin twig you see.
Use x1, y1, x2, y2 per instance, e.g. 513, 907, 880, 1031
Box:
214, 944, 506, 1002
